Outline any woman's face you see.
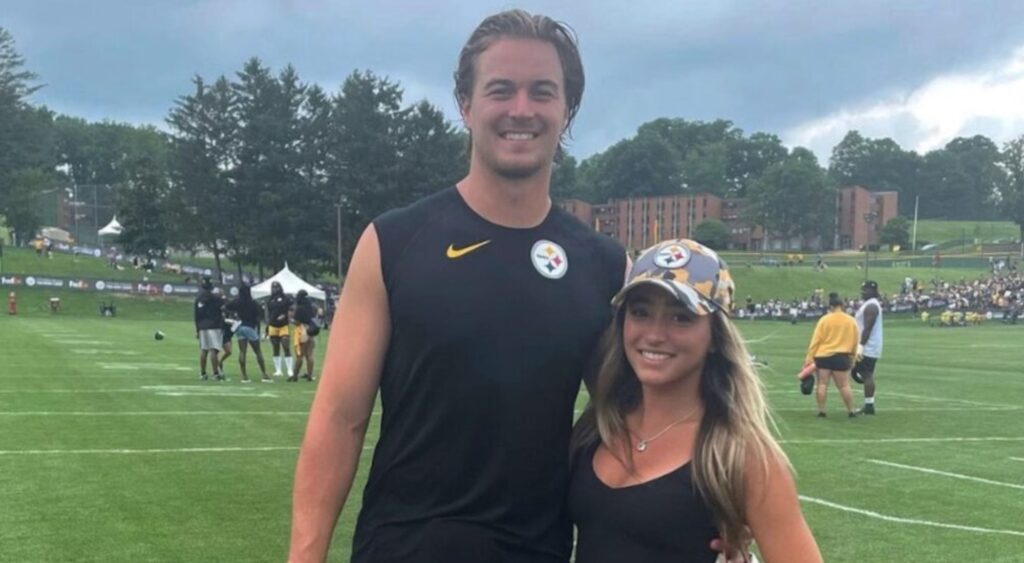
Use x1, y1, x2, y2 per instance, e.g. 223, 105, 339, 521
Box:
622, 284, 713, 389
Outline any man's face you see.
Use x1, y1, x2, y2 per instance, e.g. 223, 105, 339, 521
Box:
460, 37, 567, 180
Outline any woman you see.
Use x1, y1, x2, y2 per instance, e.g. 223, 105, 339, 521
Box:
570, 239, 821, 563
288, 290, 318, 382
224, 284, 272, 383
805, 292, 859, 418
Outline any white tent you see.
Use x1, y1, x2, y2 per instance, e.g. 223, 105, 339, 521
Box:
98, 217, 123, 236
251, 263, 326, 301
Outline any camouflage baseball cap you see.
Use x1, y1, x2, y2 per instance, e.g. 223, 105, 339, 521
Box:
612, 239, 734, 316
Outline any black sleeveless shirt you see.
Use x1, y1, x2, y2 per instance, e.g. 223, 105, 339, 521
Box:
569, 445, 719, 563
352, 187, 626, 563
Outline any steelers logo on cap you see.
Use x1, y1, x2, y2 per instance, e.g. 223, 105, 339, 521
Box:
531, 240, 568, 279
654, 243, 691, 269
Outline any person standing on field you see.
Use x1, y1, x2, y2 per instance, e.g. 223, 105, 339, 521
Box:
854, 280, 883, 414
194, 277, 225, 381
805, 292, 859, 418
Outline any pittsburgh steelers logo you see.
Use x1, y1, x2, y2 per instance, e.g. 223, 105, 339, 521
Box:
531, 240, 568, 279
654, 243, 691, 269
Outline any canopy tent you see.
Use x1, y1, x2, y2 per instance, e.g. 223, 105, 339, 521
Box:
98, 217, 123, 236
251, 264, 326, 301
39, 226, 74, 244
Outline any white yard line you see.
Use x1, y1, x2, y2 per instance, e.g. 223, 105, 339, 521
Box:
0, 409, 378, 416
70, 349, 142, 356
0, 446, 299, 456
0, 388, 315, 393
0, 445, 377, 455
0, 413, 305, 417
155, 392, 278, 397
867, 459, 1024, 491
773, 406, 1019, 412
1010, 457, 1024, 463
97, 363, 192, 371
0, 388, 147, 393
885, 392, 1020, 409
53, 340, 115, 345
799, 495, 1024, 537
781, 437, 1024, 444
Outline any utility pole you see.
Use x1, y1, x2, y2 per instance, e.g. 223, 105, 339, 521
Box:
335, 202, 343, 283
910, 195, 919, 253
863, 210, 878, 282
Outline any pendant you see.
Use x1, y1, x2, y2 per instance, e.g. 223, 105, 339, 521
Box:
636, 441, 648, 452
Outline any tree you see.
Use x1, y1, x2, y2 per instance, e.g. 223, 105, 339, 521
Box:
746, 148, 835, 249
0, 27, 41, 107
3, 168, 51, 243
573, 118, 790, 204
115, 155, 173, 257
579, 130, 681, 202
828, 130, 922, 215
943, 136, 1005, 220
550, 155, 579, 201
878, 216, 910, 249
0, 28, 53, 244
727, 132, 788, 198
1001, 135, 1024, 244
692, 218, 730, 250
166, 74, 238, 277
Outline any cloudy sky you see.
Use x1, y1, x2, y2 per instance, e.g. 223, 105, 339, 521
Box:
5, 0, 1024, 163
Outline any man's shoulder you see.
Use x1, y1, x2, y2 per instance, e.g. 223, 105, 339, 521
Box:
375, 186, 457, 227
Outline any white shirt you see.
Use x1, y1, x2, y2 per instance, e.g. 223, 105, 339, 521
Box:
855, 297, 883, 358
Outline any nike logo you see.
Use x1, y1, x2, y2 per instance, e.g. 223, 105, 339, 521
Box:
446, 240, 492, 259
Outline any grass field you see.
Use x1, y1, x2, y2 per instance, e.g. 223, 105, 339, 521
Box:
1, 247, 182, 283
2, 314, 1022, 562
914, 219, 1020, 246
5, 262, 993, 313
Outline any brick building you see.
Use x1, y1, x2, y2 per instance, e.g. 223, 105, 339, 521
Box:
557, 185, 897, 252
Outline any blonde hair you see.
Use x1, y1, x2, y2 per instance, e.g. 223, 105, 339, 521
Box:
571, 301, 790, 548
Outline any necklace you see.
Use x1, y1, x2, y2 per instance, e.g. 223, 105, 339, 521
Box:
633, 407, 700, 452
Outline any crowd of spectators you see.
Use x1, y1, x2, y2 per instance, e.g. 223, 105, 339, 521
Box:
735, 272, 1023, 324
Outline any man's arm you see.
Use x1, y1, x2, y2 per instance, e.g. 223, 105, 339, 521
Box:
288, 225, 390, 563
860, 303, 878, 345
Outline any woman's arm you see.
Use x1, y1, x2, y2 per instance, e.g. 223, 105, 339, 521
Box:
744, 452, 823, 563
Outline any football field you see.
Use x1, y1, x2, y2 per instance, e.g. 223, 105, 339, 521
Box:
1, 315, 1022, 562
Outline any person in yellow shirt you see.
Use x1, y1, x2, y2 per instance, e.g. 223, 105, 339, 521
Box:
805, 293, 860, 418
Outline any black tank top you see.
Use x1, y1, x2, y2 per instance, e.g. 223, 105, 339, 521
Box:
353, 187, 626, 563
568, 445, 719, 563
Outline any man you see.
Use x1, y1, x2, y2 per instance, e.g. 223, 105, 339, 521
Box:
193, 277, 225, 381
288, 11, 626, 563
265, 281, 294, 377
853, 280, 884, 414
289, 11, 744, 563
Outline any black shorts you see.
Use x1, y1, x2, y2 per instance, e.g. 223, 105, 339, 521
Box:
854, 356, 878, 379
814, 354, 853, 371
